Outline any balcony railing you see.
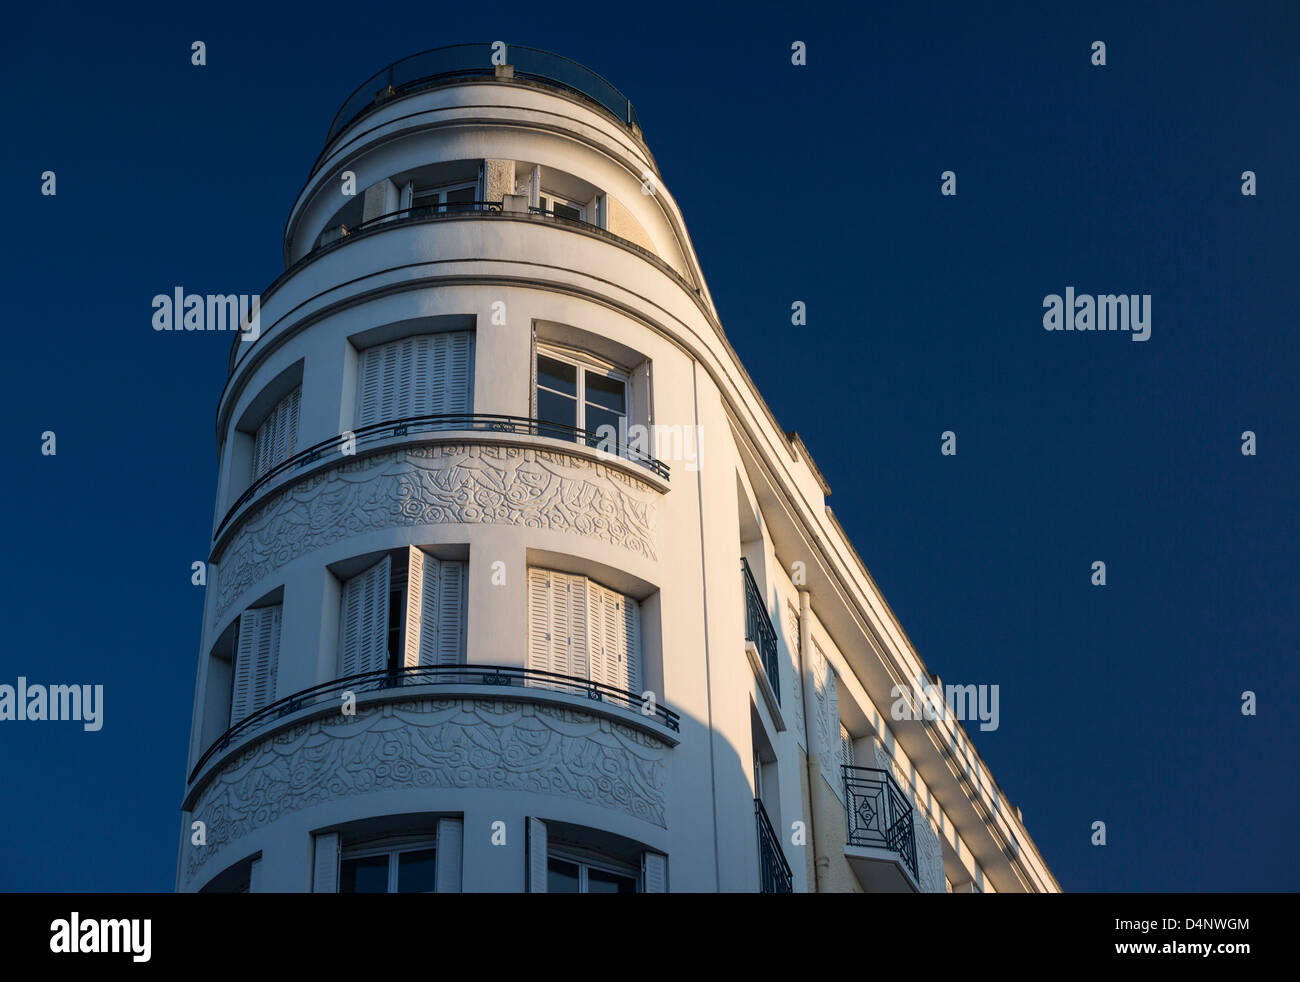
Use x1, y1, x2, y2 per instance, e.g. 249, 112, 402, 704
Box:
755, 798, 794, 893
741, 558, 780, 706
842, 765, 918, 881
319, 43, 641, 167
190, 663, 681, 785
313, 200, 503, 249
216, 412, 670, 540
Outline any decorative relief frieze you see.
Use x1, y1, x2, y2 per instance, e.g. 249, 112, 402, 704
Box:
215, 443, 657, 616
184, 696, 668, 883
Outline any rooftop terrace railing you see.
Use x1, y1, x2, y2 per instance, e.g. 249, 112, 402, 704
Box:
319, 43, 640, 165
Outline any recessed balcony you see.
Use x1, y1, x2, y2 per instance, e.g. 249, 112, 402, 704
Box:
842, 764, 920, 893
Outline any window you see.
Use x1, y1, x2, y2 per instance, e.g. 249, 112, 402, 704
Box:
546, 855, 638, 893
536, 349, 626, 447
412, 182, 477, 216
539, 192, 584, 222
840, 722, 855, 770
231, 605, 281, 724
251, 387, 300, 481
339, 548, 466, 678
355, 332, 473, 428
526, 569, 641, 693
340, 841, 438, 894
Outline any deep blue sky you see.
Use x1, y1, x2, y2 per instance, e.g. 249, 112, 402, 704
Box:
2, 1, 1296, 892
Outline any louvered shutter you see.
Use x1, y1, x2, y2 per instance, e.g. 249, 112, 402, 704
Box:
313, 832, 340, 893
435, 818, 463, 893
527, 817, 548, 893
232, 605, 280, 724
840, 722, 855, 771
231, 615, 256, 724
587, 581, 639, 695
252, 388, 301, 480
565, 573, 588, 682
356, 333, 474, 428
642, 851, 667, 893
436, 561, 465, 665
527, 569, 553, 675
404, 547, 425, 669
340, 557, 390, 677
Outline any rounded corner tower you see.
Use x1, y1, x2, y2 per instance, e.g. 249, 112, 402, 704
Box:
180, 43, 1059, 895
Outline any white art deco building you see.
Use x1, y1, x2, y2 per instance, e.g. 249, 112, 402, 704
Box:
178, 44, 1059, 894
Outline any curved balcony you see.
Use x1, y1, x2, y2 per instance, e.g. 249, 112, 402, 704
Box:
217, 413, 671, 542
189, 662, 682, 787
319, 43, 641, 170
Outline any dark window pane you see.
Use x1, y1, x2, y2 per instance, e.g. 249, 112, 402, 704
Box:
445, 186, 475, 205
537, 356, 576, 396
585, 406, 625, 450
340, 855, 389, 893
537, 389, 577, 439
585, 372, 625, 413
586, 868, 637, 894
548, 858, 580, 893
553, 201, 582, 221
396, 848, 438, 893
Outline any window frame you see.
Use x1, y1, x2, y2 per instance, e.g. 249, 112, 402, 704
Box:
339, 836, 438, 894
538, 190, 586, 222
546, 847, 641, 894
535, 345, 628, 438
412, 181, 478, 214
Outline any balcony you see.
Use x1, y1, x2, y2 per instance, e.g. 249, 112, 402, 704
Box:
189, 662, 682, 787
319, 43, 641, 169
755, 799, 793, 893
741, 558, 781, 720
842, 765, 919, 892
216, 412, 671, 541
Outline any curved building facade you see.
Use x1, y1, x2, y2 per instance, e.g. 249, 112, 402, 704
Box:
178, 43, 1059, 894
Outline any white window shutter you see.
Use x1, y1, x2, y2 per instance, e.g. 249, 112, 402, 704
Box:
642, 851, 667, 893
356, 333, 474, 428
623, 594, 642, 696
435, 560, 465, 665
586, 579, 609, 689
404, 547, 426, 669
527, 569, 552, 675
435, 818, 463, 893
527, 817, 548, 892
232, 605, 281, 724
232, 614, 257, 724
312, 832, 340, 893
251, 388, 301, 481
840, 723, 855, 770
565, 573, 588, 682
340, 556, 390, 677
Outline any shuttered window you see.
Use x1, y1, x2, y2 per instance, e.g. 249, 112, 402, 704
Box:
527, 569, 640, 693
340, 557, 390, 677
231, 604, 281, 724
355, 333, 473, 428
404, 546, 465, 668
251, 387, 300, 481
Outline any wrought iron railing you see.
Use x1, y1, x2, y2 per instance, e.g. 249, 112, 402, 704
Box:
755, 798, 793, 893
842, 765, 918, 881
216, 412, 669, 540
741, 558, 780, 706
313, 200, 503, 249
318, 43, 640, 167
190, 663, 680, 784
